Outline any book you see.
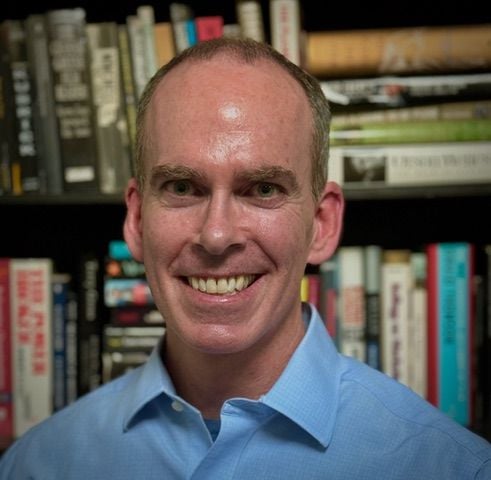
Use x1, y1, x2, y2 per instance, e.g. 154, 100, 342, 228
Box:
136, 5, 158, 82
269, 0, 301, 65
9, 258, 53, 437
25, 14, 63, 195
306, 23, 491, 78
0, 39, 13, 195
319, 258, 338, 341
86, 21, 132, 195
0, 259, 13, 448
77, 253, 103, 397
52, 273, 71, 411
235, 0, 265, 42
327, 141, 491, 188
426, 242, 475, 426
117, 24, 137, 161
364, 245, 382, 371
330, 118, 491, 146
195, 16, 224, 42
321, 73, 491, 110
169, 3, 196, 54
381, 249, 412, 386
126, 15, 148, 101
154, 22, 176, 67
45, 8, 99, 193
408, 251, 427, 398
337, 246, 366, 362
0, 20, 41, 195
102, 325, 164, 382
64, 287, 78, 406
331, 100, 491, 127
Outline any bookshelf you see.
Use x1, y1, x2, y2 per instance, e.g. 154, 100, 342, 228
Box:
1, 0, 490, 445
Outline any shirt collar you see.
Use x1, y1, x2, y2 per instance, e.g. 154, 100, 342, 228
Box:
261, 304, 341, 447
122, 304, 342, 447
121, 337, 177, 431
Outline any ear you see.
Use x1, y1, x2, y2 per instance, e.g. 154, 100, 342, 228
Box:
123, 178, 144, 262
307, 181, 344, 265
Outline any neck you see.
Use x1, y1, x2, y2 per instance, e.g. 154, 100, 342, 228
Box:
163, 316, 306, 419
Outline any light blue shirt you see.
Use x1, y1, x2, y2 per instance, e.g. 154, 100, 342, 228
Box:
1, 304, 490, 479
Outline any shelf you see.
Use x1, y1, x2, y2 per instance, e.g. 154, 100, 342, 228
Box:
341, 184, 491, 201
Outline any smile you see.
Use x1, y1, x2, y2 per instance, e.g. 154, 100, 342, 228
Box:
187, 275, 256, 295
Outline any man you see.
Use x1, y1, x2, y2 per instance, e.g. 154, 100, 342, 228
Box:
1, 38, 490, 479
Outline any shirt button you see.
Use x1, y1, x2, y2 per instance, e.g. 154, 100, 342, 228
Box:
171, 400, 184, 412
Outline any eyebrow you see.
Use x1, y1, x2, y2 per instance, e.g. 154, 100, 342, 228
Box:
149, 164, 205, 188
149, 163, 301, 193
237, 166, 300, 194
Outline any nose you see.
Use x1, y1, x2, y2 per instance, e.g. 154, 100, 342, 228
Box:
196, 193, 245, 256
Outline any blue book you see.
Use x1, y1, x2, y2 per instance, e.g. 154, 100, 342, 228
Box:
427, 242, 474, 426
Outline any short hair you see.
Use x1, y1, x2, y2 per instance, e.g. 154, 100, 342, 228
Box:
134, 37, 331, 200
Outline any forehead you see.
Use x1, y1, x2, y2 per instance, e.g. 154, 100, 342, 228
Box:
149, 56, 310, 129
143, 56, 313, 176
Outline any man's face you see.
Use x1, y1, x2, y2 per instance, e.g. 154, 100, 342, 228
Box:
125, 57, 336, 356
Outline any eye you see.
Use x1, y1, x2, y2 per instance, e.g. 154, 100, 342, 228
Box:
254, 182, 279, 198
165, 180, 194, 196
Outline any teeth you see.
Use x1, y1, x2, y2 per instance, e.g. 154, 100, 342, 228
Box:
187, 275, 255, 295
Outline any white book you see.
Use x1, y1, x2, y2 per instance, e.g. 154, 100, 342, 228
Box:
328, 141, 491, 187
10, 258, 53, 437
270, 0, 301, 65
408, 252, 427, 398
381, 250, 412, 386
337, 247, 366, 362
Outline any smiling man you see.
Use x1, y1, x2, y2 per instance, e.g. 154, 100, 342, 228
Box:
1, 38, 490, 479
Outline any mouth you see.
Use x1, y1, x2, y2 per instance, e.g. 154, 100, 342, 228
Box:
186, 274, 257, 295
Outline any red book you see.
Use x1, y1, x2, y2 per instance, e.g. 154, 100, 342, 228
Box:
0, 259, 13, 448
195, 16, 224, 42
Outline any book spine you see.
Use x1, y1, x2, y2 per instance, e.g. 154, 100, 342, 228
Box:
364, 245, 382, 371
86, 22, 132, 194
65, 289, 78, 405
25, 14, 63, 195
10, 258, 53, 438
77, 254, 102, 396
337, 247, 366, 362
45, 8, 99, 192
332, 100, 491, 127
154, 22, 176, 68
269, 0, 301, 65
330, 118, 491, 146
408, 251, 428, 398
6, 20, 41, 195
328, 141, 491, 187
52, 273, 70, 411
0, 21, 22, 195
195, 16, 224, 42
169, 3, 195, 54
0, 51, 13, 194
319, 258, 338, 342
136, 5, 158, 81
236, 0, 265, 42
117, 25, 137, 161
381, 249, 412, 385
306, 24, 491, 77
0, 259, 13, 447
320, 73, 491, 109
427, 242, 474, 426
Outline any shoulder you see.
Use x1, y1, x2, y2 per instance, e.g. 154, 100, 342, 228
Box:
0, 367, 142, 475
336, 356, 491, 469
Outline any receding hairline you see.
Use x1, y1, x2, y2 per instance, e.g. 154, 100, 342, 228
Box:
135, 38, 331, 200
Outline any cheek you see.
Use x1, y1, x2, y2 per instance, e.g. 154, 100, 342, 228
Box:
255, 209, 314, 263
